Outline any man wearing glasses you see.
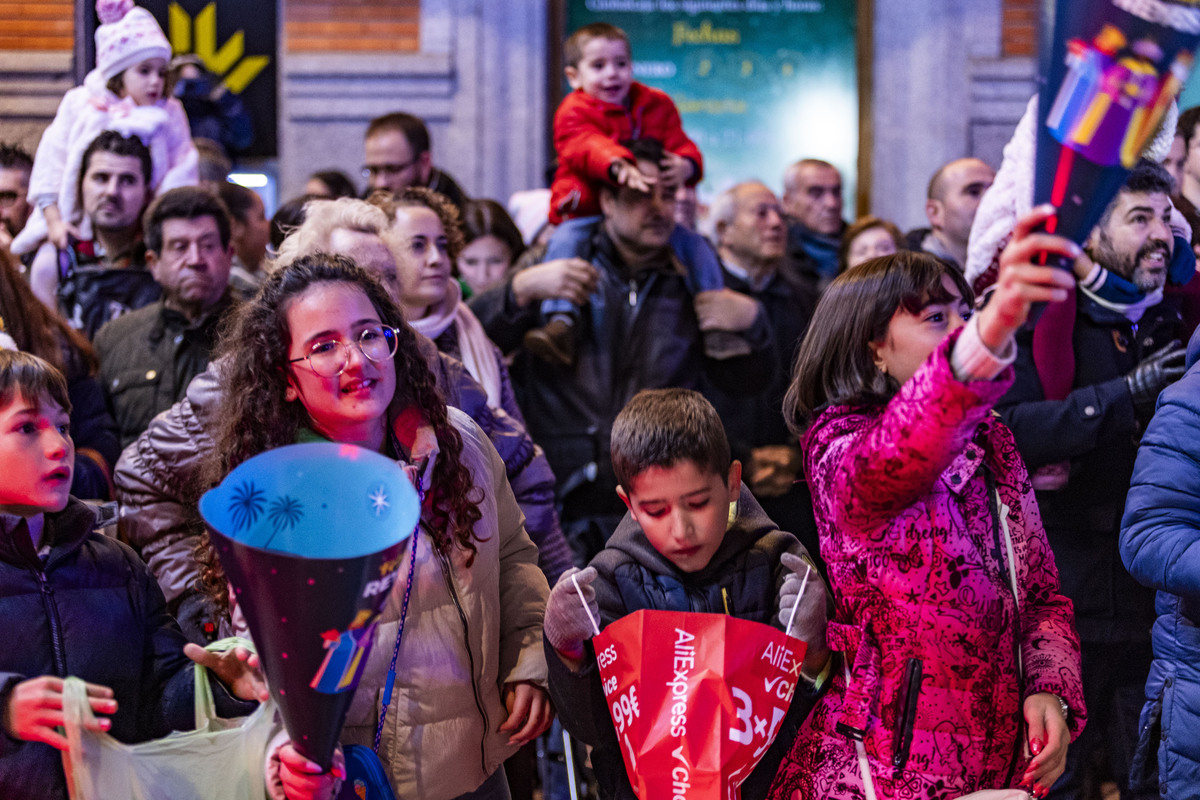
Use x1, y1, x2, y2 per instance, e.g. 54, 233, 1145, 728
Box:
362, 112, 469, 213
0, 142, 32, 255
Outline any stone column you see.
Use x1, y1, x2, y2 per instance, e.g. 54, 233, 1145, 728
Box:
277, 0, 548, 205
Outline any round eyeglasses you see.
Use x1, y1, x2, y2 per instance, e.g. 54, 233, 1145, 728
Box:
288, 325, 400, 377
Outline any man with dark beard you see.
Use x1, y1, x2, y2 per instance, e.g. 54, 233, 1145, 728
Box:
55, 132, 162, 339
997, 159, 1186, 800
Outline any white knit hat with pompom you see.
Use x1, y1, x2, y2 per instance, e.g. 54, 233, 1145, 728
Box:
94, 0, 171, 81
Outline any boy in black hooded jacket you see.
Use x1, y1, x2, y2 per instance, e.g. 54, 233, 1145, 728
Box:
543, 388, 832, 799
0, 350, 263, 800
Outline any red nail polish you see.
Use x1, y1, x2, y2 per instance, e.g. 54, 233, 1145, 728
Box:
1030, 737, 1044, 755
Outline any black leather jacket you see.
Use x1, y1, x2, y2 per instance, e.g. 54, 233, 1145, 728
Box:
471, 223, 773, 559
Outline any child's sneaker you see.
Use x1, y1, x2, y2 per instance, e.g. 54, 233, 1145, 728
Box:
702, 330, 752, 360
524, 315, 577, 367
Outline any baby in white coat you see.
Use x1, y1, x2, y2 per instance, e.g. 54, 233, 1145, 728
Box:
12, 0, 197, 310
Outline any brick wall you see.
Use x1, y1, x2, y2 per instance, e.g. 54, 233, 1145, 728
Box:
1001, 0, 1039, 57
285, 0, 420, 53
0, 1, 74, 51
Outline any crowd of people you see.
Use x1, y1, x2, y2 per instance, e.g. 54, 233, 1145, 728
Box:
1, 5, 1199, 800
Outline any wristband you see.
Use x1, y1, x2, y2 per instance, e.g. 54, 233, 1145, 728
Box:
1051, 693, 1069, 721
800, 653, 833, 691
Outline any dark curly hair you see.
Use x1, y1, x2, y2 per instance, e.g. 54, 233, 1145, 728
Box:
197, 253, 483, 610
0, 249, 96, 379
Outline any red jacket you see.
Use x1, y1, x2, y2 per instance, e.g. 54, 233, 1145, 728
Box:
550, 82, 702, 224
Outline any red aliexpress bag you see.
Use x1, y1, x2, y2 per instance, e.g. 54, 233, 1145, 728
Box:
592, 609, 807, 800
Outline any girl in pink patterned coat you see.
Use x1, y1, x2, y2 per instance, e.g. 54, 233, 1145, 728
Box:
768, 208, 1086, 800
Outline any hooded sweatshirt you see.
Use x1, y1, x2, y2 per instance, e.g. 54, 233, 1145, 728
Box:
545, 484, 824, 800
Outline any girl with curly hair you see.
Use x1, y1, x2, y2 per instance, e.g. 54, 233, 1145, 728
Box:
200, 252, 552, 800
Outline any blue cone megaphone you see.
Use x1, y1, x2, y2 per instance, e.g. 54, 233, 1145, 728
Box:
200, 442, 420, 768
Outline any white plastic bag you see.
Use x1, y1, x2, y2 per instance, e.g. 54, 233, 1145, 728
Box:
61, 640, 276, 800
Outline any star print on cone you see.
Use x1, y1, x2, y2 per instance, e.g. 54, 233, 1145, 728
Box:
200, 442, 420, 769
593, 610, 807, 800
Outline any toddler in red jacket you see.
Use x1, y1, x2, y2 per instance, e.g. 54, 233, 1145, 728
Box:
527, 23, 737, 366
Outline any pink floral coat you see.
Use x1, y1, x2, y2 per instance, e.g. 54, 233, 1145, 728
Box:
769, 334, 1085, 800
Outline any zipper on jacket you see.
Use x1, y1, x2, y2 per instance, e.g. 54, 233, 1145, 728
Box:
891, 657, 922, 775
627, 279, 638, 308
36, 570, 67, 676
985, 470, 1026, 787
433, 542, 491, 777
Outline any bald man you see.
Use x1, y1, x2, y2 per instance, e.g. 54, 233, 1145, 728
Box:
907, 157, 995, 271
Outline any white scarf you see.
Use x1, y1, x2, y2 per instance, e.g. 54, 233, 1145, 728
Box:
407, 281, 504, 409
1079, 282, 1164, 324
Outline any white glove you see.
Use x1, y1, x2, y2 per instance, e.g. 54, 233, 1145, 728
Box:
776, 552, 829, 670
544, 566, 600, 658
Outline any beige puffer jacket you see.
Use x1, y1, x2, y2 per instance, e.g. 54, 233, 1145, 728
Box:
339, 407, 549, 799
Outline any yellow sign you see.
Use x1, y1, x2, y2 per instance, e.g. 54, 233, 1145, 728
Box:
167, 2, 269, 94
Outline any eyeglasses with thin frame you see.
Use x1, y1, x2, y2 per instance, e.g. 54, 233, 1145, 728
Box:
361, 159, 418, 180
287, 325, 400, 377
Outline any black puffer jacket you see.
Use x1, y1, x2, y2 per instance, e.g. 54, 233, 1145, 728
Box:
0, 499, 250, 800
546, 486, 824, 800
114, 332, 570, 616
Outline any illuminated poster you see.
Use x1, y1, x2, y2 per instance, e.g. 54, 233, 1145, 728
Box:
564, 1, 859, 211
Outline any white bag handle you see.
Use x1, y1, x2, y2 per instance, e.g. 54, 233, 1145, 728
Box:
192, 637, 257, 729
571, 571, 601, 638
784, 562, 813, 638
61, 677, 101, 800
